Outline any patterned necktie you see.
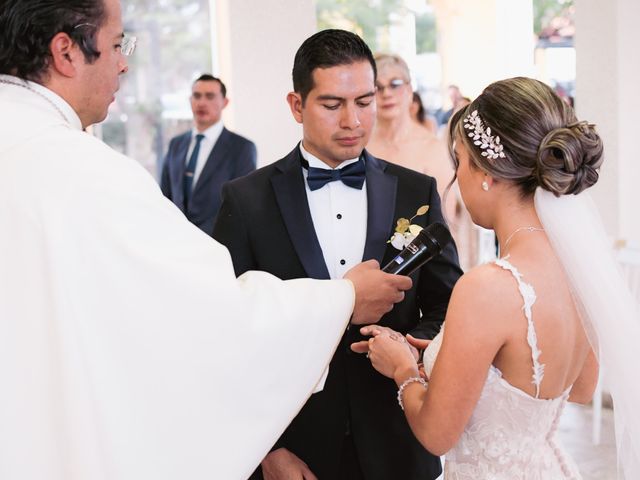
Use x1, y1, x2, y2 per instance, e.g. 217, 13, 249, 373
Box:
304, 157, 366, 191
183, 133, 205, 208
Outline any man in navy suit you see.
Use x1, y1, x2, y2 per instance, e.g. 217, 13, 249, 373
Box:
212, 30, 462, 480
161, 74, 256, 234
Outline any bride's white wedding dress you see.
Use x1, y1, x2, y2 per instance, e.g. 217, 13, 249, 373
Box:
423, 257, 582, 480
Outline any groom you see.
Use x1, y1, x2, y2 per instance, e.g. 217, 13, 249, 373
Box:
212, 30, 462, 480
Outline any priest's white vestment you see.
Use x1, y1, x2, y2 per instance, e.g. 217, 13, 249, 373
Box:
0, 77, 354, 480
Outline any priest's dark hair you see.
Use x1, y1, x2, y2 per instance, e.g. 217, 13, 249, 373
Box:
0, 0, 106, 82
292, 29, 376, 104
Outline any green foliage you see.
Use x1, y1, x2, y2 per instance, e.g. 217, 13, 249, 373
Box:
415, 12, 436, 53
102, 0, 214, 173
533, 0, 573, 35
316, 0, 405, 51
315, 0, 437, 53
122, 0, 212, 90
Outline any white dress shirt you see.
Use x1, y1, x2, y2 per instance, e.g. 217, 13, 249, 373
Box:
186, 120, 224, 186
300, 143, 368, 280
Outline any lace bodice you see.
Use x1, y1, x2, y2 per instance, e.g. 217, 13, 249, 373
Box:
422, 258, 582, 479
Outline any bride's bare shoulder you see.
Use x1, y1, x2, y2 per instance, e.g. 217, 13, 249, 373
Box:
446, 262, 524, 327
456, 262, 514, 292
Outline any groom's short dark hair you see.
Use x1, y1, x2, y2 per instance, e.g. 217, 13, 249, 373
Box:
292, 29, 376, 104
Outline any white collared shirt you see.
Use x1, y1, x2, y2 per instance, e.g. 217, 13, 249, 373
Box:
186, 120, 224, 186
300, 142, 368, 279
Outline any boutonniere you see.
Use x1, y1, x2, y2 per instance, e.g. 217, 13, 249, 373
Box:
388, 205, 430, 250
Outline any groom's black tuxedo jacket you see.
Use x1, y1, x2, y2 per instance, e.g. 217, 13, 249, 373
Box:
212, 147, 462, 480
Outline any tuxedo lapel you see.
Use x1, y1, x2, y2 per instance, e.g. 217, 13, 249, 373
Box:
195, 128, 231, 192
171, 133, 191, 206
362, 152, 397, 263
271, 148, 331, 280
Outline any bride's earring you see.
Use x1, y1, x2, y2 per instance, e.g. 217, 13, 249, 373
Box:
482, 179, 490, 191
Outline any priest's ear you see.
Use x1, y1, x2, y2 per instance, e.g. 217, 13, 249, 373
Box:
49, 32, 82, 78
287, 91, 304, 124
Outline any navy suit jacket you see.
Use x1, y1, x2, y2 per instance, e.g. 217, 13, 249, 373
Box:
212, 146, 462, 480
160, 127, 256, 234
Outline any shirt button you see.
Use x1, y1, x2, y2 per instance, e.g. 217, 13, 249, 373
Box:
340, 259, 346, 265
336, 213, 342, 219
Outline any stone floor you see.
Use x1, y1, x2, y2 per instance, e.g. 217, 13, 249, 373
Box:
558, 402, 617, 479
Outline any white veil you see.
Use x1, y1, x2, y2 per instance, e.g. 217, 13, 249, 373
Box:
535, 188, 640, 479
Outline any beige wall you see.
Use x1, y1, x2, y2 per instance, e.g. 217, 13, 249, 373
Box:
213, 0, 316, 167
576, 0, 640, 244
431, 0, 534, 100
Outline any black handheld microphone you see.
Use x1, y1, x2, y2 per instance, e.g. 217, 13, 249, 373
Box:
382, 222, 453, 276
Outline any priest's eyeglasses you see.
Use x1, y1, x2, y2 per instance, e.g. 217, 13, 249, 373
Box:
120, 34, 137, 56
73, 23, 137, 56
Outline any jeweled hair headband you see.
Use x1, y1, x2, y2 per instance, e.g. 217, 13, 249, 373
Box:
463, 110, 506, 160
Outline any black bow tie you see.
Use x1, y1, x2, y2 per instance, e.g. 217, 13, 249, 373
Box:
303, 158, 366, 191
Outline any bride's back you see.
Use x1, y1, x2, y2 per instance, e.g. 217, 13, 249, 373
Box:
490, 239, 592, 400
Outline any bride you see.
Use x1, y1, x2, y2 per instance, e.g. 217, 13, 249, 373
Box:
354, 77, 640, 479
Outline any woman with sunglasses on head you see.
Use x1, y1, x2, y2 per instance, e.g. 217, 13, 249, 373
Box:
355, 76, 640, 479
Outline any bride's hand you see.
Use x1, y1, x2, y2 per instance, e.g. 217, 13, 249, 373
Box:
350, 325, 399, 354
351, 325, 420, 360
364, 329, 419, 380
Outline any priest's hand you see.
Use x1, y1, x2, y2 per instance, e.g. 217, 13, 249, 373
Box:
344, 260, 412, 325
261, 448, 318, 480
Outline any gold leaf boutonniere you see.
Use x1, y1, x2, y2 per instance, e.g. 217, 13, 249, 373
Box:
388, 205, 430, 250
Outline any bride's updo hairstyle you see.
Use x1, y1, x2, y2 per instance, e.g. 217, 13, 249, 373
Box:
448, 77, 603, 197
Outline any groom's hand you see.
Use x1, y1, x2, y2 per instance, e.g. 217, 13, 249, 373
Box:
344, 260, 412, 325
261, 448, 317, 480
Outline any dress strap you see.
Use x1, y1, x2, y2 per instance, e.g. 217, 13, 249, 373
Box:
494, 256, 545, 398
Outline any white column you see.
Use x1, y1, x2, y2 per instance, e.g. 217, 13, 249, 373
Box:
212, 0, 316, 167
431, 0, 534, 99
575, 0, 640, 244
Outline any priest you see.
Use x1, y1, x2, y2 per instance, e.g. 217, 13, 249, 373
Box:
0, 1, 411, 479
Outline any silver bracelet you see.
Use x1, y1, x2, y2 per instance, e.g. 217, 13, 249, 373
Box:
397, 376, 428, 411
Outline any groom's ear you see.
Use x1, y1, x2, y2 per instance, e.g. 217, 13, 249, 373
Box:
287, 91, 304, 124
